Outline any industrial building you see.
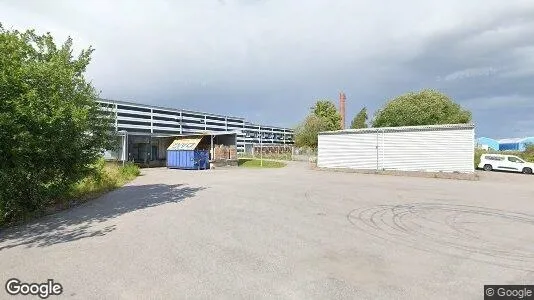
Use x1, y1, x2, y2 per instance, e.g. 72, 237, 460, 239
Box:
476, 137, 534, 151
497, 137, 534, 151
475, 137, 500, 151
317, 124, 475, 173
99, 99, 294, 165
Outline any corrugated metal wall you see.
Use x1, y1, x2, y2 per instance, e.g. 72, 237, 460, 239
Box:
318, 132, 379, 169
318, 125, 474, 173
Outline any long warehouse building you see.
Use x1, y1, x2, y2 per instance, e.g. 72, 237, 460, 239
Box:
98, 99, 294, 164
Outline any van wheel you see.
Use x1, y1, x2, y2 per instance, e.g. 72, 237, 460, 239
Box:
483, 164, 493, 171
523, 167, 533, 174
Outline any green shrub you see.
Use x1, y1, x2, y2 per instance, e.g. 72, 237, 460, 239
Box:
521, 144, 534, 162
373, 89, 471, 127
120, 162, 141, 179
0, 26, 115, 227
69, 160, 140, 200
1, 158, 140, 227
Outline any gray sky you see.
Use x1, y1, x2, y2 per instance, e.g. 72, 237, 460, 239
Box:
1, 0, 533, 138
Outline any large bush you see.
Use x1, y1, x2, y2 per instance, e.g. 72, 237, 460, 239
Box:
0, 25, 114, 225
294, 114, 331, 149
293, 100, 341, 149
312, 100, 341, 131
373, 89, 472, 127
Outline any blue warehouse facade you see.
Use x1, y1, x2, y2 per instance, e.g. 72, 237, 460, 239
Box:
98, 99, 294, 165
498, 137, 534, 151
476, 137, 534, 151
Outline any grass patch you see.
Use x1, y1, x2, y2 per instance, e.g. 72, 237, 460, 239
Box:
238, 158, 286, 168
69, 160, 140, 201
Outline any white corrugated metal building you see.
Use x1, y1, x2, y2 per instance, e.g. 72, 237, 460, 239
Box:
317, 124, 475, 173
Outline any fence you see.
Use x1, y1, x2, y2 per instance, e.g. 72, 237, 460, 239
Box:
240, 145, 317, 162
292, 147, 317, 162
240, 145, 292, 160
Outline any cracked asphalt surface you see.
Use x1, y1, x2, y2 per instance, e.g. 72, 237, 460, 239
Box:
1, 162, 533, 299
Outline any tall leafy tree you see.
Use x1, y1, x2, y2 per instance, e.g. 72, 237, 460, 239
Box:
373, 89, 471, 127
312, 100, 341, 131
0, 25, 114, 225
350, 107, 368, 129
294, 115, 331, 149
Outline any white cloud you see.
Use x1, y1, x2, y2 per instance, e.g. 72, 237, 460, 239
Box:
2, 0, 532, 87
1, 0, 534, 134
440, 67, 499, 81
462, 95, 534, 110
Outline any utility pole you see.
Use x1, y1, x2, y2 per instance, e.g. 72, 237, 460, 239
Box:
260, 128, 263, 167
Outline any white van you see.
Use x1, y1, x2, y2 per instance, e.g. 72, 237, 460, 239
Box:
478, 154, 533, 174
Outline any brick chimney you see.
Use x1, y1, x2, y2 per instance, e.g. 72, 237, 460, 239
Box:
339, 92, 346, 129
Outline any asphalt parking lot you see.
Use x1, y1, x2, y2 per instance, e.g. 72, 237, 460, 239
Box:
1, 162, 533, 299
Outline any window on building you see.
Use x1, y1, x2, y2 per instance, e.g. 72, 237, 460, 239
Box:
117, 105, 151, 113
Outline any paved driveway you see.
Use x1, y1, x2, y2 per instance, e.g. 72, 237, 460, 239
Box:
1, 163, 533, 299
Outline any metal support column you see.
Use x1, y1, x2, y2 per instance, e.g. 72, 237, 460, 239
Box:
210, 135, 214, 161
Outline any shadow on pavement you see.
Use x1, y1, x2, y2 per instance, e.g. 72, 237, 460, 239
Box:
0, 183, 205, 250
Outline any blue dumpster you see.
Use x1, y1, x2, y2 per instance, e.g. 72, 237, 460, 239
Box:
167, 150, 209, 169
166, 137, 210, 170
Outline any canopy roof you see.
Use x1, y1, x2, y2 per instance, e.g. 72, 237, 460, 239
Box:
167, 137, 203, 151
498, 138, 530, 144
171, 130, 241, 137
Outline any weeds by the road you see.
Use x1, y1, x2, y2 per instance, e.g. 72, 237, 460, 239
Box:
70, 159, 140, 200
0, 159, 140, 228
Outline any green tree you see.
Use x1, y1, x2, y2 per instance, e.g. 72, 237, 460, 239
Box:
294, 114, 331, 149
312, 100, 341, 131
373, 89, 471, 127
350, 107, 368, 129
0, 25, 114, 226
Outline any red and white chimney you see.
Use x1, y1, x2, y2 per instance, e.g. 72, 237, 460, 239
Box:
339, 92, 346, 130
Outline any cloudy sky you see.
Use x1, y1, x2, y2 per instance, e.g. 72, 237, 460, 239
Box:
1, 0, 533, 138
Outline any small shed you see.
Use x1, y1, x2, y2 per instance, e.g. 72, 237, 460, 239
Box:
167, 137, 210, 170
318, 124, 475, 173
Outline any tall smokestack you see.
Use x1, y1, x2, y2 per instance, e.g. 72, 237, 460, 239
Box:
339, 92, 346, 129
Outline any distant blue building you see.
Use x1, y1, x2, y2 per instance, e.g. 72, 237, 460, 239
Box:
476, 137, 500, 151
498, 137, 534, 151
476, 137, 534, 151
